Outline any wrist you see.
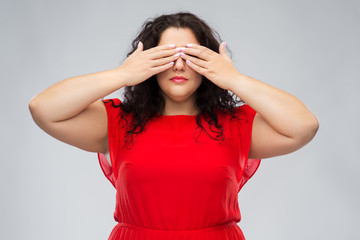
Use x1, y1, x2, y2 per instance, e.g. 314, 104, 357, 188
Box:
228, 72, 248, 92
108, 67, 129, 88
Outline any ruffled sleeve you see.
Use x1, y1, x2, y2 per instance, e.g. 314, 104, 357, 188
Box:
97, 98, 124, 188
234, 104, 261, 192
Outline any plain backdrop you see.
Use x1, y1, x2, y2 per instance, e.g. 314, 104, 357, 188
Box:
1, 0, 359, 239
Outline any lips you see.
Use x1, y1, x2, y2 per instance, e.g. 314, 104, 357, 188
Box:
170, 76, 187, 83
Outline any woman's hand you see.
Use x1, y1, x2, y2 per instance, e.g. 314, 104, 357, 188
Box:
180, 42, 240, 90
116, 42, 180, 87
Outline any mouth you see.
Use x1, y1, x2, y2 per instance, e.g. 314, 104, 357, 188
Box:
170, 76, 188, 83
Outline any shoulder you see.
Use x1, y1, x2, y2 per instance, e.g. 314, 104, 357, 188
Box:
217, 104, 256, 123
101, 98, 131, 128
102, 98, 122, 108
234, 104, 256, 117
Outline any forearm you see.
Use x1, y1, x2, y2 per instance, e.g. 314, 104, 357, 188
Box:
230, 73, 319, 139
29, 68, 125, 122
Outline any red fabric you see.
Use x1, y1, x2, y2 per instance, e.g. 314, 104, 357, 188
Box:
97, 98, 261, 240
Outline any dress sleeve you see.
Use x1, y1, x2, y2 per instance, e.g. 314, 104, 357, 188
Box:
234, 104, 261, 192
97, 98, 124, 188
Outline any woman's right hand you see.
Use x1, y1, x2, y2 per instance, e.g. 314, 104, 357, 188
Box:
116, 42, 180, 87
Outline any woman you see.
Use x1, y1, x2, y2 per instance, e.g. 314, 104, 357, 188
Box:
29, 12, 319, 240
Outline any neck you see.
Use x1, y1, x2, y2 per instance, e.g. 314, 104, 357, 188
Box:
162, 94, 199, 116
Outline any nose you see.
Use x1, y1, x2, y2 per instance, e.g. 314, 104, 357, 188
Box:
173, 56, 185, 71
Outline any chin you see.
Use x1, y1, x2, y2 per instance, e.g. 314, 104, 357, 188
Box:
167, 95, 192, 102
163, 90, 197, 102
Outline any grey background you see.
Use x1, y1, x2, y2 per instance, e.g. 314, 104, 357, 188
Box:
1, 0, 359, 239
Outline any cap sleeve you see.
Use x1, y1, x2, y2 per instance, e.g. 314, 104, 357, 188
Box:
97, 98, 124, 188
234, 104, 261, 192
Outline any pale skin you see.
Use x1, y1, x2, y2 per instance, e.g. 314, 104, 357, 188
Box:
29, 27, 319, 164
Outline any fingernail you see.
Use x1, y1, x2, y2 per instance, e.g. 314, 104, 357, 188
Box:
175, 47, 186, 52
223, 41, 227, 48
186, 59, 191, 64
137, 41, 142, 48
169, 44, 175, 48
169, 61, 174, 65
180, 52, 185, 56
186, 44, 193, 48
174, 52, 180, 57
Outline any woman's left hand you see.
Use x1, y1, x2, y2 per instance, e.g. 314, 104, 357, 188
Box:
180, 42, 239, 90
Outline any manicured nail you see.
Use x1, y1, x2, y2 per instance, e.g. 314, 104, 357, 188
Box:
174, 52, 180, 57
186, 44, 193, 48
186, 59, 191, 64
175, 47, 186, 52
180, 52, 186, 56
169, 44, 175, 48
169, 61, 174, 65
223, 41, 227, 48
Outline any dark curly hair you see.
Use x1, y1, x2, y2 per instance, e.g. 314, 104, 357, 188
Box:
115, 12, 243, 147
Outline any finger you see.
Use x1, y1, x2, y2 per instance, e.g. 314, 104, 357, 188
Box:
147, 43, 176, 54
182, 44, 212, 61
186, 43, 214, 54
151, 61, 175, 74
180, 53, 208, 69
135, 41, 143, 52
149, 48, 178, 60
150, 52, 182, 67
186, 43, 210, 52
185, 59, 206, 75
219, 42, 228, 57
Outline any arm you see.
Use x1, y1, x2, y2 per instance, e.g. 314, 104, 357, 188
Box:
28, 69, 125, 154
229, 74, 319, 159
29, 43, 179, 154
180, 42, 319, 159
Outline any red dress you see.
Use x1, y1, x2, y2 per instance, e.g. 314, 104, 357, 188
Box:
97, 98, 261, 240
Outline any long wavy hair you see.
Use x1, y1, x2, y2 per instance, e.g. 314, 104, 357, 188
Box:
114, 12, 243, 148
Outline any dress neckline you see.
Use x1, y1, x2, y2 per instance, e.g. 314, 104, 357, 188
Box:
152, 114, 198, 122
161, 114, 197, 117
